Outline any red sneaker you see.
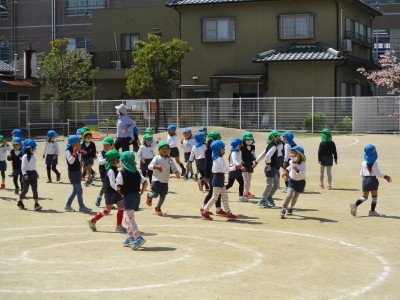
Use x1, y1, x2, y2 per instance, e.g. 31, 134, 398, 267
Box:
0, 184, 5, 189
216, 209, 227, 216
249, 193, 255, 198
146, 194, 152, 207
155, 207, 163, 215
226, 212, 238, 219
201, 211, 213, 220
243, 192, 251, 198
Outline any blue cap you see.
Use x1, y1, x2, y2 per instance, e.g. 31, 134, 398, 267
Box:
76, 128, 82, 134
68, 135, 81, 145
11, 137, 23, 144
292, 146, 304, 155
282, 131, 296, 146
47, 130, 59, 138
199, 126, 207, 132
167, 125, 177, 131
211, 140, 226, 160
194, 132, 205, 147
23, 139, 38, 148
183, 128, 192, 133
364, 144, 378, 164
11, 129, 22, 138
230, 137, 242, 151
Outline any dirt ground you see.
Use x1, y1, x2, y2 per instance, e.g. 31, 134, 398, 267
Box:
0, 127, 399, 300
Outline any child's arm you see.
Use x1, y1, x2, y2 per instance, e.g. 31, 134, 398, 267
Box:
42, 142, 47, 158
98, 151, 106, 165
140, 174, 148, 195
148, 156, 161, 171
107, 169, 118, 191
332, 141, 338, 164
21, 155, 28, 179
116, 172, 123, 196
373, 162, 392, 182
169, 158, 180, 178
55, 142, 60, 157
7, 151, 13, 161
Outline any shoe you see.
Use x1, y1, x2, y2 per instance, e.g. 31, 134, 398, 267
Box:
123, 237, 135, 247
183, 174, 189, 180
327, 185, 332, 190
201, 211, 213, 220
181, 168, 186, 176
258, 199, 265, 206
56, 174, 61, 182
131, 237, 146, 250
199, 206, 213, 215
14, 188, 19, 195
92, 171, 97, 180
64, 206, 75, 212
263, 202, 272, 208
46, 179, 52, 183
197, 180, 203, 191
266, 197, 275, 207
146, 194, 152, 206
193, 174, 198, 181
215, 209, 227, 216
79, 206, 92, 213
280, 209, 286, 219
204, 184, 210, 191
87, 218, 97, 231
17, 201, 26, 210
287, 208, 293, 215
95, 197, 101, 207
84, 181, 90, 187
248, 193, 255, 198
226, 212, 238, 219
318, 184, 325, 189
243, 192, 251, 198
368, 210, 382, 217
350, 203, 357, 217
115, 224, 127, 232
34, 203, 42, 211
155, 207, 163, 215
0, 184, 5, 189
81, 174, 85, 179
238, 196, 249, 202
281, 187, 288, 192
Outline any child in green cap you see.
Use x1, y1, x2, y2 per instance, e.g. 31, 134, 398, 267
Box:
241, 132, 257, 198
0, 135, 11, 189
318, 128, 338, 189
117, 151, 148, 250
95, 137, 114, 207
81, 131, 97, 186
147, 141, 180, 215
87, 149, 126, 232
138, 134, 156, 183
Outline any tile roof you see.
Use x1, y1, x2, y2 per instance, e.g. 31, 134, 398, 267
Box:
0, 80, 36, 87
0, 61, 15, 73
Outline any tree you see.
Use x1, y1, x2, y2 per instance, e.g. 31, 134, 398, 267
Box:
358, 50, 400, 119
37, 38, 99, 134
126, 34, 192, 132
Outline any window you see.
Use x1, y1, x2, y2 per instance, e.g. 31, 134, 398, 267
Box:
202, 18, 236, 42
0, 40, 9, 62
0, 0, 8, 20
279, 14, 315, 39
66, 0, 107, 16
121, 34, 140, 50
76, 37, 92, 51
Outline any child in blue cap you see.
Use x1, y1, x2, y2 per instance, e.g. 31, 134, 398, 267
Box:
0, 135, 12, 189
350, 145, 392, 217
225, 138, 247, 202
7, 137, 23, 194
201, 140, 240, 220
167, 124, 186, 175
281, 131, 297, 192
18, 139, 42, 210
180, 128, 195, 179
42, 130, 61, 183
190, 132, 208, 191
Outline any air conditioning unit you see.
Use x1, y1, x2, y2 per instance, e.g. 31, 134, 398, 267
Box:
342, 39, 352, 52
110, 60, 122, 69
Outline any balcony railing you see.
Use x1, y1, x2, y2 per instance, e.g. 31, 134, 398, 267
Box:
344, 31, 374, 48
91, 50, 133, 69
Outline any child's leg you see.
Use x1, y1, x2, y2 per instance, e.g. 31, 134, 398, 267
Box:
204, 187, 222, 212
86, 166, 92, 181
46, 165, 52, 180
243, 172, 250, 194
289, 191, 300, 208
66, 184, 78, 207
1, 170, 5, 184
116, 201, 124, 226
370, 190, 378, 211
19, 179, 30, 200
356, 191, 370, 206
326, 166, 333, 186
31, 177, 39, 204
141, 168, 148, 178
13, 174, 20, 190
219, 187, 231, 213
268, 174, 280, 197
51, 164, 60, 177
74, 183, 85, 208
261, 176, 274, 200
282, 188, 295, 209
319, 165, 325, 185
91, 204, 112, 223
237, 177, 244, 196
125, 209, 140, 239
156, 194, 166, 209
225, 177, 235, 190
148, 170, 153, 183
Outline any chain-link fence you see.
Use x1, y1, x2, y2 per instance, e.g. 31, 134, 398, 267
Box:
0, 97, 398, 136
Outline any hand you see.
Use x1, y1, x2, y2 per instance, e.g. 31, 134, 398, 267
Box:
267, 165, 272, 171
53, 155, 58, 159
7, 154, 12, 159
385, 175, 392, 183
73, 147, 79, 155
204, 178, 210, 184
24, 174, 29, 181
236, 164, 243, 169
82, 150, 87, 155
156, 137, 161, 143
42, 155, 45, 159
252, 163, 258, 168
317, 161, 321, 164
154, 165, 163, 172
335, 161, 338, 165
241, 167, 247, 172
175, 171, 181, 179
121, 129, 129, 133
283, 161, 288, 168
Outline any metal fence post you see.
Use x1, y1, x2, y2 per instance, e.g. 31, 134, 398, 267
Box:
148, 99, 151, 128
352, 96, 355, 133
26, 100, 29, 131
67, 119, 70, 136
176, 98, 179, 128
206, 98, 209, 127
311, 96, 314, 134
239, 97, 242, 130
51, 101, 54, 129
28, 123, 30, 139
274, 97, 277, 130
257, 97, 260, 132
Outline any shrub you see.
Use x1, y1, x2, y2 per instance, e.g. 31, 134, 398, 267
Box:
334, 116, 353, 132
303, 112, 327, 131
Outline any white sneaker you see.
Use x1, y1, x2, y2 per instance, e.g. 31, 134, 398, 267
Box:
350, 203, 357, 217
238, 196, 248, 202
368, 210, 382, 217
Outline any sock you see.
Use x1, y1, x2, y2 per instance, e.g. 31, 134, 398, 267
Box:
371, 196, 377, 211
179, 163, 185, 171
355, 197, 367, 206
116, 209, 124, 226
91, 209, 110, 223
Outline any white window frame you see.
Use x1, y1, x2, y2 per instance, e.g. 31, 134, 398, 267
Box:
121, 33, 140, 51
0, 0, 8, 20
0, 40, 9, 62
65, 0, 107, 16
279, 14, 315, 40
202, 17, 236, 42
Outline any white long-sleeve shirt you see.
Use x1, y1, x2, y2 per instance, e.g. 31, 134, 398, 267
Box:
21, 154, 37, 175
181, 138, 195, 153
284, 143, 291, 162
277, 143, 284, 158
148, 155, 178, 183
286, 161, 306, 181
98, 151, 106, 166
360, 161, 385, 178
229, 151, 242, 167
116, 171, 146, 186
42, 141, 60, 156
65, 150, 81, 165
137, 145, 156, 160
167, 135, 178, 148
107, 168, 118, 191
189, 144, 207, 161
0, 145, 12, 161
212, 157, 236, 173
255, 145, 277, 164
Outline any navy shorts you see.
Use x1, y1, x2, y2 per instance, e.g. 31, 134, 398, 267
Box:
288, 178, 306, 193
362, 176, 379, 191
105, 192, 122, 205
151, 181, 169, 196
13, 169, 22, 176
228, 168, 242, 179
243, 161, 254, 173
195, 158, 206, 171
211, 173, 225, 188
0, 161, 7, 172
123, 192, 141, 211
320, 155, 334, 166
169, 147, 180, 158
82, 157, 94, 166
184, 152, 191, 162
45, 154, 58, 166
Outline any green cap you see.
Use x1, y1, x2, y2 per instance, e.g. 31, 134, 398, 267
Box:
158, 141, 169, 149
207, 131, 221, 140
242, 132, 254, 140
145, 128, 153, 133
321, 128, 332, 142
120, 151, 137, 173
82, 131, 93, 142
267, 131, 281, 144
0, 135, 4, 141
81, 126, 91, 133
104, 149, 120, 171
102, 137, 114, 145
143, 134, 153, 140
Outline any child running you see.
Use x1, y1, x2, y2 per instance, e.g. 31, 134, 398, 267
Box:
64, 135, 92, 212
95, 137, 114, 207
318, 128, 338, 190
180, 128, 195, 179
18, 139, 42, 211
281, 131, 297, 192
7, 137, 23, 194
0, 135, 11, 189
280, 146, 306, 219
147, 141, 180, 215
254, 131, 282, 208
87, 149, 126, 232
190, 132, 207, 191
166, 125, 186, 175
350, 144, 392, 217
240, 132, 257, 198
137, 134, 156, 183
201, 140, 239, 220
117, 151, 148, 250
81, 131, 97, 187
225, 138, 247, 202
42, 130, 61, 183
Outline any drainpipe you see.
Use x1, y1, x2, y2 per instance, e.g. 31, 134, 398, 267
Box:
334, 0, 340, 50
173, 5, 182, 98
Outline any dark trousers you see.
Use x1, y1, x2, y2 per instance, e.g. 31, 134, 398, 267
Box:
13, 173, 22, 190
46, 165, 60, 179
114, 137, 131, 152
226, 177, 244, 196
20, 171, 38, 199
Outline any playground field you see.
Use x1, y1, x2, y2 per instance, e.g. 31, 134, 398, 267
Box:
0, 128, 399, 300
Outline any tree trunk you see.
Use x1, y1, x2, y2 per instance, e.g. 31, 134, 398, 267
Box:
62, 97, 70, 136
155, 97, 160, 133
